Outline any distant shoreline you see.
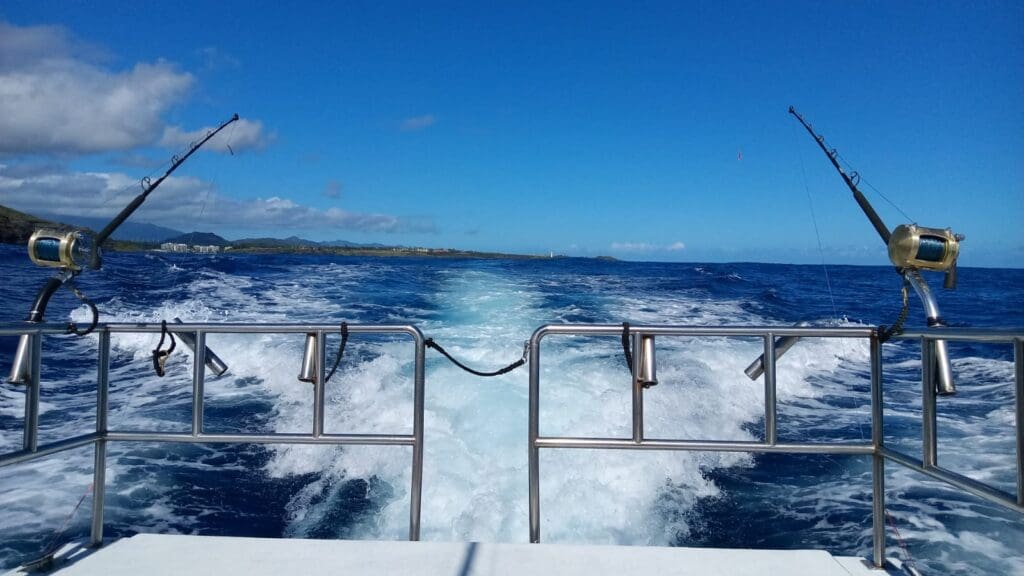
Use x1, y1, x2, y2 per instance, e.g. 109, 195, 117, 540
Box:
1, 203, 618, 261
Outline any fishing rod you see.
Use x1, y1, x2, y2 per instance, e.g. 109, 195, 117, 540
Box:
7, 113, 239, 384
788, 107, 892, 245
91, 113, 240, 269
745, 107, 964, 395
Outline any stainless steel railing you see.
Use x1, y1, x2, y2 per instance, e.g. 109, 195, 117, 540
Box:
0, 322, 427, 542
528, 324, 1024, 569
886, 328, 1024, 512
2, 321, 1022, 569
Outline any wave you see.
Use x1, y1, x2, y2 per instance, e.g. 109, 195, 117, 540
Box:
0, 253, 1020, 574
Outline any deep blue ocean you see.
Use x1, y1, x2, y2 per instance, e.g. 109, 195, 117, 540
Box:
1, 244, 1021, 574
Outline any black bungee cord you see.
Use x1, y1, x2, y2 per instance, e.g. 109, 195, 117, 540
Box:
151, 320, 177, 377
424, 338, 529, 378
323, 322, 350, 384
621, 322, 633, 375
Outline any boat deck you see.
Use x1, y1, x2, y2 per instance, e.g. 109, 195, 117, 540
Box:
6, 535, 899, 575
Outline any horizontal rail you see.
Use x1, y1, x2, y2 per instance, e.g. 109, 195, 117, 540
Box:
894, 328, 1024, 343
105, 431, 416, 446
535, 437, 874, 454
0, 322, 422, 336
531, 324, 876, 340
0, 430, 416, 466
880, 447, 1024, 513
0, 432, 100, 468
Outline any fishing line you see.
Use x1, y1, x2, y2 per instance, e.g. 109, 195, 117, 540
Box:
790, 122, 856, 405
791, 121, 841, 323
835, 151, 914, 223
20, 483, 93, 571
171, 120, 239, 363
81, 125, 219, 238
885, 509, 922, 576
89, 144, 184, 229
195, 120, 237, 225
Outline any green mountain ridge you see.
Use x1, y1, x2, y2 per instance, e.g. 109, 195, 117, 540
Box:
0, 205, 65, 244
0, 204, 573, 260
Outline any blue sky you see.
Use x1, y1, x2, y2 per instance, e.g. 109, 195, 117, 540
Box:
0, 2, 1020, 266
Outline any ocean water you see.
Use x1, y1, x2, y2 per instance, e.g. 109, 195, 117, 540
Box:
0, 244, 1021, 575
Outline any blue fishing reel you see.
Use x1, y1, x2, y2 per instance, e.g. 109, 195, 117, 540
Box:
27, 229, 97, 272
887, 224, 964, 289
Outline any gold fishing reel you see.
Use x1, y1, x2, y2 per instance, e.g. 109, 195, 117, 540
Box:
27, 228, 96, 272
888, 224, 964, 288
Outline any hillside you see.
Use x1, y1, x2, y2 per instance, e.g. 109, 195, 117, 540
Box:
0, 205, 65, 244
232, 235, 319, 248
33, 213, 183, 242
0, 205, 154, 252
0, 204, 547, 260
163, 232, 231, 246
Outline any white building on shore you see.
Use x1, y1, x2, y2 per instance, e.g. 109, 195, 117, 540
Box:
159, 243, 221, 253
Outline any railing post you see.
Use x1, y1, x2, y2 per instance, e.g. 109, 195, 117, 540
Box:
409, 331, 426, 541
91, 329, 110, 547
312, 330, 327, 437
529, 333, 542, 543
763, 333, 777, 445
921, 338, 938, 467
1015, 338, 1023, 506
191, 331, 206, 437
631, 332, 645, 443
870, 333, 886, 568
23, 331, 42, 452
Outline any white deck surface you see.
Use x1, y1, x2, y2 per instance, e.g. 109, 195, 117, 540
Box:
7, 534, 897, 576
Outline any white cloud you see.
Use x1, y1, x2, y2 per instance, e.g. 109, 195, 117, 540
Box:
0, 21, 194, 154
0, 21, 86, 69
323, 180, 343, 199
196, 46, 240, 71
611, 242, 655, 252
0, 21, 271, 157
160, 118, 272, 154
400, 114, 436, 131
610, 241, 686, 252
0, 165, 432, 234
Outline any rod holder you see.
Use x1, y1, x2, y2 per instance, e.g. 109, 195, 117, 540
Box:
638, 335, 657, 388
298, 333, 318, 383
744, 323, 810, 380
906, 271, 955, 395
172, 318, 229, 377
10, 276, 66, 384
7, 334, 33, 385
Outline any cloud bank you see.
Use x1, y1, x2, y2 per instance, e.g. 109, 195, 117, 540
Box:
610, 241, 686, 252
0, 20, 270, 156
0, 165, 433, 234
0, 22, 194, 154
0, 20, 423, 239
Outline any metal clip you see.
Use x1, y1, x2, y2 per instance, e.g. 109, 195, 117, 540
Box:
151, 320, 176, 377
152, 349, 171, 377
